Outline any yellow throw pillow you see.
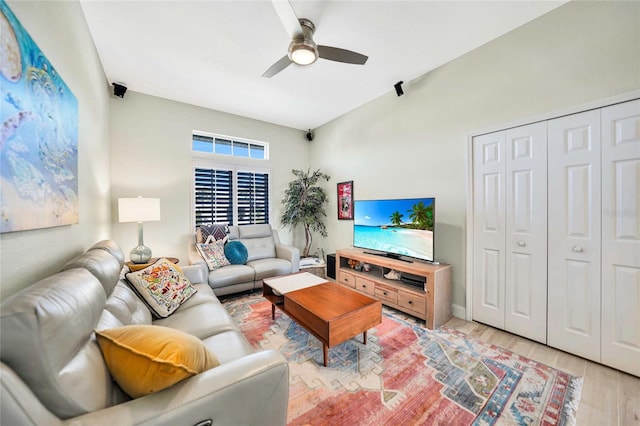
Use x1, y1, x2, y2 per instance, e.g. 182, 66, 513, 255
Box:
95, 325, 219, 398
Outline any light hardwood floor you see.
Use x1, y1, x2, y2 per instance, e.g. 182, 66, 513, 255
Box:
444, 316, 640, 425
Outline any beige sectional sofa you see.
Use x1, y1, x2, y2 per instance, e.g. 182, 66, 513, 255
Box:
0, 240, 289, 425
188, 224, 300, 296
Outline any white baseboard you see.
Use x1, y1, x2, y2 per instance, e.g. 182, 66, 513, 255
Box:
451, 303, 466, 320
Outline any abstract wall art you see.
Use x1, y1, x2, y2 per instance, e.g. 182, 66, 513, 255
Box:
1, 0, 79, 233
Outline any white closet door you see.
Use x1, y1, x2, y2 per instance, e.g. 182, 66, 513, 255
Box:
504, 123, 548, 343
548, 109, 602, 362
473, 131, 506, 329
601, 99, 640, 376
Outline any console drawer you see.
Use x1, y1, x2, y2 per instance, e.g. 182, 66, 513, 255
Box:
355, 277, 375, 295
375, 285, 397, 304
398, 290, 426, 315
338, 271, 355, 288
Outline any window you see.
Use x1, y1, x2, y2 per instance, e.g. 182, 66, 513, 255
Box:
192, 131, 270, 228
193, 164, 270, 228
237, 171, 269, 225
192, 133, 268, 160
194, 168, 233, 226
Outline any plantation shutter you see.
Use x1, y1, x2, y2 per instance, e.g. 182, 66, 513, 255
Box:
237, 171, 269, 225
194, 168, 233, 226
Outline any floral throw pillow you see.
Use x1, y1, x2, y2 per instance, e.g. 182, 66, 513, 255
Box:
125, 258, 197, 318
196, 223, 229, 244
196, 238, 231, 271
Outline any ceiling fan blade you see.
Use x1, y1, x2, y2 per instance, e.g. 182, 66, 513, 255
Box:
317, 45, 368, 65
262, 54, 293, 78
271, 0, 302, 38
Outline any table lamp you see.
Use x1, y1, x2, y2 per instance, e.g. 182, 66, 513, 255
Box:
118, 197, 161, 264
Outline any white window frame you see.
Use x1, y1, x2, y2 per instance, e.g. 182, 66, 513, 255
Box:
192, 131, 270, 160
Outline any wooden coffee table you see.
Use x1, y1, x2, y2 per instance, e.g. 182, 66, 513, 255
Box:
263, 273, 382, 367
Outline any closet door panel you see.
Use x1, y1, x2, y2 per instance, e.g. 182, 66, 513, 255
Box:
504, 123, 547, 343
473, 132, 506, 328
548, 110, 601, 362
601, 99, 640, 376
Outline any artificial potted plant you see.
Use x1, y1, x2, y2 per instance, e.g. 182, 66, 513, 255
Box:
280, 168, 330, 258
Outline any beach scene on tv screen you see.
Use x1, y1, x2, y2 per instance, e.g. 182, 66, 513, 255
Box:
354, 198, 434, 261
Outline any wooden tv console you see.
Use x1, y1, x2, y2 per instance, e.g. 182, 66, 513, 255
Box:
336, 248, 452, 329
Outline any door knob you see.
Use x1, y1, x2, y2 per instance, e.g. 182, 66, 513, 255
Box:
572, 245, 583, 253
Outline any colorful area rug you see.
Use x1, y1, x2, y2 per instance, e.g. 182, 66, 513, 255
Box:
222, 292, 582, 426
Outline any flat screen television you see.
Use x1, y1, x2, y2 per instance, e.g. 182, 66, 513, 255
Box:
353, 197, 435, 263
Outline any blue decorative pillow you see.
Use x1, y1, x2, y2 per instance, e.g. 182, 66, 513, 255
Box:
224, 241, 248, 265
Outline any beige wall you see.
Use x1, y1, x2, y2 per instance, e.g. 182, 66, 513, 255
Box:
311, 1, 640, 313
0, 1, 111, 299
109, 91, 310, 263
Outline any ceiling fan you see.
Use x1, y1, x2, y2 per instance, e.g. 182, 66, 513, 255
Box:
262, 0, 368, 78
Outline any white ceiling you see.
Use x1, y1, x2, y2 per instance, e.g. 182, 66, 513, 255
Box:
80, 0, 566, 131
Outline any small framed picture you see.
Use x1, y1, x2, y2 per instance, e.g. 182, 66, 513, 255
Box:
337, 181, 354, 220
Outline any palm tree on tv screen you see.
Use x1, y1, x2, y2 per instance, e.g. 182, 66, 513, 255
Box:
407, 201, 434, 230
390, 211, 404, 226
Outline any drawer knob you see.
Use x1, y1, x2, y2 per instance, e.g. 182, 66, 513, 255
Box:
572, 245, 583, 253
383, 292, 387, 296
408, 300, 413, 304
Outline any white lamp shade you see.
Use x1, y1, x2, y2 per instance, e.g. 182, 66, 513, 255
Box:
118, 197, 161, 223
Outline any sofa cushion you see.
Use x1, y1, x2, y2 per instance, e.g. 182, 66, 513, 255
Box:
95, 325, 220, 399
196, 239, 231, 270
209, 264, 255, 289
90, 239, 126, 265
241, 236, 276, 261
233, 223, 276, 261
0, 269, 116, 419
225, 240, 248, 264
62, 248, 123, 295
125, 258, 197, 318
202, 330, 255, 364
249, 258, 294, 281
178, 283, 221, 308
227, 225, 240, 240
236, 224, 272, 239
97, 281, 153, 330
153, 299, 238, 339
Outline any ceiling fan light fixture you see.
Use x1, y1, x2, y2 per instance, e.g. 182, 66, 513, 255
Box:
263, 10, 367, 78
289, 43, 317, 65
